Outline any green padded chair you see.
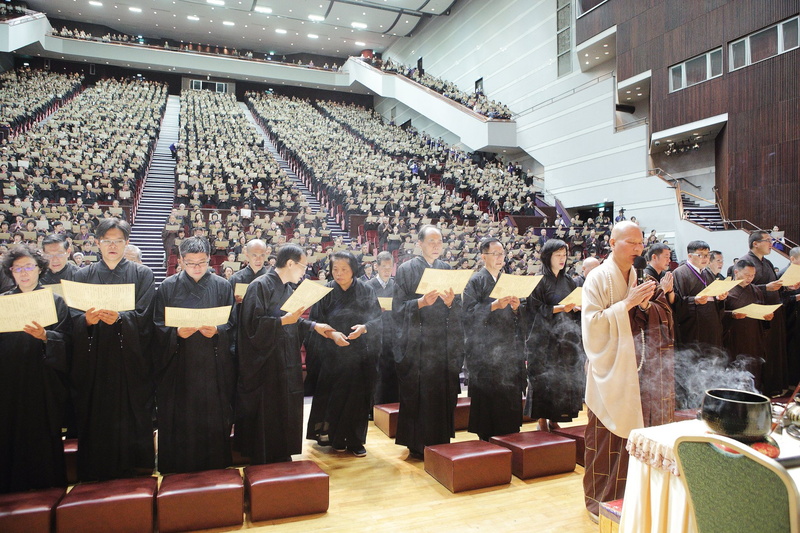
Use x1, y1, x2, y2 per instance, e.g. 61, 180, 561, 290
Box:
675, 434, 800, 533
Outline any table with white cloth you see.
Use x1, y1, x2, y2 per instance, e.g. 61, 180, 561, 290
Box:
618, 419, 800, 533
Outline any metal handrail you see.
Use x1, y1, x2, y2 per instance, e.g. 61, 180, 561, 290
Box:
515, 72, 615, 117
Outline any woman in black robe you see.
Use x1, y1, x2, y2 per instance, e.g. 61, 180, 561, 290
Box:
0, 245, 71, 493
306, 251, 382, 456
153, 236, 236, 474
525, 239, 585, 431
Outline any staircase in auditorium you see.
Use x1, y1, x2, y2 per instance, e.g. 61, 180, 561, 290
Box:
129, 95, 180, 283
237, 102, 350, 244
681, 193, 726, 231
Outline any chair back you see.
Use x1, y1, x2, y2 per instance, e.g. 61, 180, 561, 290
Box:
675, 434, 800, 533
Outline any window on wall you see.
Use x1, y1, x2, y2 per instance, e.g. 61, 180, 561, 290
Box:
669, 48, 722, 92
190, 80, 228, 93
557, 0, 572, 77
729, 16, 799, 71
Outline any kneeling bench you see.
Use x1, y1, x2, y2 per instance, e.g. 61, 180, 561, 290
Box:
600, 498, 623, 533
0, 488, 65, 533
157, 469, 243, 533
373, 403, 400, 438
424, 441, 512, 493
244, 461, 329, 522
551, 425, 587, 467
490, 431, 576, 479
56, 477, 157, 533
454, 397, 471, 431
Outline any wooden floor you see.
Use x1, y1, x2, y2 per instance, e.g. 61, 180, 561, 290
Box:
226, 397, 598, 533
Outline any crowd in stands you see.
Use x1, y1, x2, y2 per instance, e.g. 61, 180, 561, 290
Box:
367, 57, 512, 119
0, 68, 83, 140
0, 3, 28, 20
0, 74, 168, 246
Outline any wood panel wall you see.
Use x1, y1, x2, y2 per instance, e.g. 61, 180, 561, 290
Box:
577, 0, 800, 243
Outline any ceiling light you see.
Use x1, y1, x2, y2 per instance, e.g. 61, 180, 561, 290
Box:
275, 28, 287, 34
355, 41, 365, 46
254, 6, 272, 14
129, 6, 142, 12
308, 33, 318, 38
207, 0, 225, 5
187, 15, 199, 21
351, 22, 367, 29
223, 20, 235, 25
308, 14, 324, 21
89, 1, 103, 6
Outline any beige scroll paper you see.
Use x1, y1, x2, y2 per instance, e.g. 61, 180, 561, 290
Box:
164, 305, 233, 328
732, 303, 781, 320
280, 279, 333, 312
234, 283, 249, 298
378, 297, 393, 311
559, 287, 583, 307
415, 268, 475, 295
697, 278, 743, 298
42, 283, 64, 297
489, 274, 542, 299
779, 264, 800, 286
0, 288, 59, 333
61, 280, 136, 312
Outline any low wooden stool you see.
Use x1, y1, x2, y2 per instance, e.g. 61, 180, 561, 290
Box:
157, 469, 243, 533
56, 477, 157, 533
63, 439, 78, 484
599, 498, 623, 533
244, 460, 329, 522
373, 403, 400, 438
454, 397, 471, 431
551, 425, 587, 467
0, 488, 65, 533
424, 440, 512, 493
490, 431, 575, 479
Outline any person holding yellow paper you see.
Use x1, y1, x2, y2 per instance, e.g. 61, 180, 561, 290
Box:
228, 239, 269, 304
0, 245, 71, 494
366, 251, 398, 405
462, 238, 525, 441
235, 244, 334, 464
525, 239, 584, 432
392, 225, 464, 458
153, 237, 235, 474
70, 218, 155, 482
723, 259, 773, 391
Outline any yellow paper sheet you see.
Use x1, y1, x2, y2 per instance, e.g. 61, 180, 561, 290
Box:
61, 280, 136, 312
697, 278, 743, 298
415, 268, 475, 295
732, 303, 782, 320
280, 279, 333, 312
42, 283, 64, 297
164, 305, 232, 328
378, 297, 393, 311
779, 264, 800, 286
489, 274, 543, 299
235, 283, 249, 298
559, 287, 583, 307
0, 288, 59, 333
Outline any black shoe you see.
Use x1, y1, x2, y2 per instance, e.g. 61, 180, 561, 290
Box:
318, 434, 331, 446
407, 448, 424, 460
349, 445, 367, 457
332, 443, 346, 452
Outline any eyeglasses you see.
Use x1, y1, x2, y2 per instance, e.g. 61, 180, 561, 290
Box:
183, 260, 209, 268
296, 262, 309, 269
690, 252, 710, 258
99, 239, 126, 247
11, 264, 38, 273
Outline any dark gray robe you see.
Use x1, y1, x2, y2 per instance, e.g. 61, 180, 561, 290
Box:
40, 262, 79, 285
367, 275, 398, 404
723, 283, 769, 391
154, 270, 235, 474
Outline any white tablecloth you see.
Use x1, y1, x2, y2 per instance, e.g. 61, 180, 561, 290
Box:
618, 419, 800, 533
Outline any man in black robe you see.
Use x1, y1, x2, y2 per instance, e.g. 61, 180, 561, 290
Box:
70, 218, 155, 481
643, 242, 675, 305
741, 231, 799, 394
462, 238, 525, 440
234, 244, 333, 464
229, 239, 269, 304
392, 225, 464, 458
154, 237, 235, 473
40, 233, 79, 285
723, 259, 772, 390
780, 248, 800, 384
672, 240, 728, 407
367, 251, 398, 404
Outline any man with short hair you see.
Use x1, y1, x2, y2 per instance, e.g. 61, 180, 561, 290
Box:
581, 221, 674, 518
707, 250, 725, 281
367, 251, 398, 404
70, 217, 155, 481
229, 239, 268, 304
234, 244, 333, 464
153, 236, 236, 473
392, 225, 464, 457
643, 242, 675, 304
40, 233, 78, 285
